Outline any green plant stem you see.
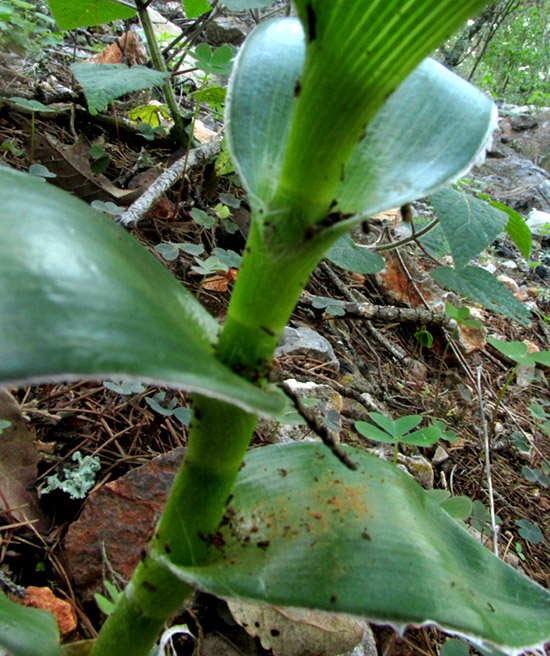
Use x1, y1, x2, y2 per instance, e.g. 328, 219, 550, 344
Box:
488, 362, 519, 440
433, 325, 457, 411
90, 206, 339, 656
135, 0, 186, 144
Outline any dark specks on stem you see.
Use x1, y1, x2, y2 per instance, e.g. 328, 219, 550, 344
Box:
306, 3, 316, 41
294, 79, 301, 97
141, 581, 157, 593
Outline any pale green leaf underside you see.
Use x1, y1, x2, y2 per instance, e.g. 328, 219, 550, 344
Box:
335, 58, 496, 218
226, 18, 304, 207
431, 266, 530, 326
227, 18, 495, 221
71, 64, 170, 116
429, 188, 507, 270
47, 0, 135, 30
0, 168, 284, 417
0, 592, 60, 656
160, 443, 550, 654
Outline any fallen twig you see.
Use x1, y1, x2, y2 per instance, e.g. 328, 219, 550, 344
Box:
117, 137, 222, 228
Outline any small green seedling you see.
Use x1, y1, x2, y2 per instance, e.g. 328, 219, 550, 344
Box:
28, 162, 56, 180
154, 242, 205, 261
311, 296, 346, 317
413, 325, 434, 348
425, 489, 472, 522
91, 200, 123, 217
515, 519, 544, 545
433, 302, 482, 410
355, 412, 442, 464
487, 338, 550, 438
95, 581, 122, 616
104, 380, 145, 395
189, 207, 216, 230
144, 392, 191, 426
470, 499, 502, 537
521, 466, 550, 488
9, 96, 54, 162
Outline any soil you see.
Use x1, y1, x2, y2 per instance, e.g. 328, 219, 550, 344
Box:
0, 6, 549, 656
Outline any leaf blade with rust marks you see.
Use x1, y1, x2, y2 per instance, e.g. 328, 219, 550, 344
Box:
158, 442, 550, 655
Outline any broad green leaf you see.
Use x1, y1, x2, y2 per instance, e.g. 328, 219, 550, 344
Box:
47, 0, 135, 29
431, 266, 530, 326
355, 421, 397, 444
439, 496, 473, 522
445, 303, 482, 328
0, 592, 61, 656
488, 201, 531, 260
416, 218, 450, 259
441, 639, 470, 656
487, 338, 529, 363
429, 189, 507, 270
192, 43, 233, 77
400, 426, 441, 447
0, 167, 285, 418
159, 443, 550, 653
226, 18, 304, 207
183, 0, 211, 19
71, 64, 169, 116
9, 97, 54, 112
324, 234, 384, 274
335, 60, 496, 219
277, 0, 493, 211
487, 338, 550, 367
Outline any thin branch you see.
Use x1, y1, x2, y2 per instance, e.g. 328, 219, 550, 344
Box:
475, 365, 499, 556
280, 382, 358, 471
117, 138, 222, 228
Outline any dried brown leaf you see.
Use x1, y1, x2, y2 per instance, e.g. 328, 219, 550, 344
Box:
228, 600, 363, 656
0, 388, 48, 530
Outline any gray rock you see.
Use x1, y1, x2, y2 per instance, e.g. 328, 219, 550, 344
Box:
206, 16, 250, 46
275, 326, 339, 371
341, 623, 378, 656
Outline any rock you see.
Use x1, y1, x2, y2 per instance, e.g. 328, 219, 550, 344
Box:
275, 326, 339, 371
526, 208, 550, 237
509, 114, 538, 131
501, 259, 518, 269
370, 448, 434, 489
147, 7, 182, 40
456, 317, 487, 354
475, 155, 550, 214
432, 446, 450, 466
206, 16, 250, 46
19, 586, 77, 635
269, 380, 344, 444
63, 448, 185, 602
342, 623, 378, 656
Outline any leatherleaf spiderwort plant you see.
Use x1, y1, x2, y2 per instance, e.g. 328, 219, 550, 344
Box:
0, 2, 549, 655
